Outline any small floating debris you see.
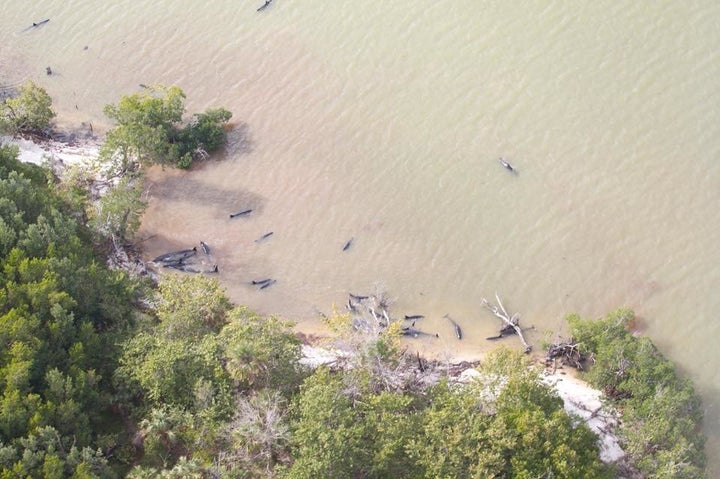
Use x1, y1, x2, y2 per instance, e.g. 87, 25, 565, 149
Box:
230, 209, 252, 218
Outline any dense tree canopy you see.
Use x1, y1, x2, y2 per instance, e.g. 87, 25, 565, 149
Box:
567, 309, 706, 478
0, 145, 137, 478
282, 347, 610, 479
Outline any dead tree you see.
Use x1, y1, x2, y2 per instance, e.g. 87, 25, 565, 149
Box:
481, 293, 532, 353
545, 339, 585, 370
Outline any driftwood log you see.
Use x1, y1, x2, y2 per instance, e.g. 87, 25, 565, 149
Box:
481, 293, 532, 353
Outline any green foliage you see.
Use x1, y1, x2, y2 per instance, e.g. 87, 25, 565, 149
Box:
116, 333, 232, 415
407, 349, 609, 479
115, 276, 303, 474
283, 368, 368, 479
0, 145, 48, 186
283, 348, 609, 479
0, 426, 115, 478
219, 308, 305, 395
222, 389, 291, 477
156, 274, 232, 339
0, 147, 136, 477
100, 85, 232, 173
567, 309, 706, 478
0, 81, 55, 135
88, 175, 146, 242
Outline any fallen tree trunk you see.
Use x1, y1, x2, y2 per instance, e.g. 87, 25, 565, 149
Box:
481, 293, 532, 353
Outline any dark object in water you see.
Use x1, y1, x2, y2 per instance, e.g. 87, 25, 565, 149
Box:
498, 157, 517, 173
257, 0, 273, 11
255, 231, 274, 242
32, 19, 50, 27
251, 278, 272, 285
152, 247, 197, 263
401, 327, 439, 339
404, 314, 425, 320
162, 262, 186, 270
444, 314, 462, 340
45, 66, 52, 75
230, 209, 252, 218
200, 241, 210, 255
347, 298, 357, 312
342, 238, 354, 251
486, 324, 519, 340
259, 279, 276, 289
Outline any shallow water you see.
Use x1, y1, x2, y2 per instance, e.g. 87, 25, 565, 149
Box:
2, 0, 720, 470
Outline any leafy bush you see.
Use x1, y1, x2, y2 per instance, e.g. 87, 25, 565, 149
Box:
567, 309, 706, 478
0, 81, 55, 135
100, 85, 232, 173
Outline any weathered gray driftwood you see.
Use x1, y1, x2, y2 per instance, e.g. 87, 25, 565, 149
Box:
481, 293, 532, 353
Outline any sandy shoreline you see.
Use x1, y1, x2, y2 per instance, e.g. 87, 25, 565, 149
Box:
1, 134, 101, 168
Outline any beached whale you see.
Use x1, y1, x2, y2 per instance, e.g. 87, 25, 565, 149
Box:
152, 247, 197, 263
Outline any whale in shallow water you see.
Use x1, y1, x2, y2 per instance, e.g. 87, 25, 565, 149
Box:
342, 238, 354, 251
498, 157, 517, 174
259, 279, 276, 289
255, 232, 274, 242
200, 241, 210, 255
230, 209, 252, 218
257, 0, 272, 11
444, 314, 463, 340
401, 327, 439, 339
